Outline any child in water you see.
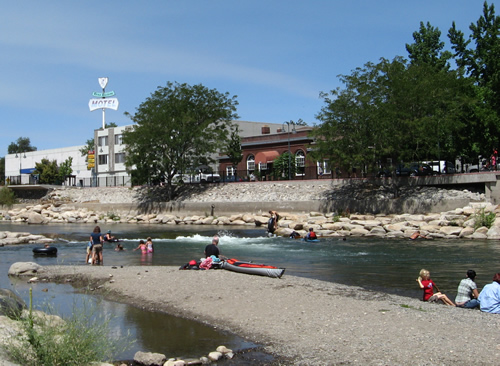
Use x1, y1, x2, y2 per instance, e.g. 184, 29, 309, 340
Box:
133, 240, 147, 254
416, 269, 455, 306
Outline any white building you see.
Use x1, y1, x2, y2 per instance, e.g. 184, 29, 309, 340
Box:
6, 120, 283, 187
5, 145, 91, 185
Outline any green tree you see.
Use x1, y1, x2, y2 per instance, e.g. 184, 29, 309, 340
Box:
312, 57, 471, 170
8, 137, 37, 154
406, 21, 452, 70
224, 128, 243, 174
448, 1, 500, 156
34, 159, 59, 184
59, 156, 73, 182
123, 81, 239, 199
272, 152, 296, 180
0, 186, 16, 207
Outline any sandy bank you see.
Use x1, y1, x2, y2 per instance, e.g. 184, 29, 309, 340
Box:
38, 265, 500, 365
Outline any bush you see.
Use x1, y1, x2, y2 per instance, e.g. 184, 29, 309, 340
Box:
0, 187, 17, 207
7, 289, 133, 366
473, 207, 496, 230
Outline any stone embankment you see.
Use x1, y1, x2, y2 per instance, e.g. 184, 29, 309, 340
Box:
1, 185, 499, 240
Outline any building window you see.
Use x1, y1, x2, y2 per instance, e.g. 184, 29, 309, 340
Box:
317, 160, 331, 175
247, 155, 255, 172
259, 162, 268, 171
98, 154, 108, 165
98, 136, 108, 147
226, 166, 235, 176
115, 134, 123, 145
115, 152, 126, 164
296, 150, 305, 176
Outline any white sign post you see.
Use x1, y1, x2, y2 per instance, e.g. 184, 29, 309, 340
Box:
89, 78, 118, 129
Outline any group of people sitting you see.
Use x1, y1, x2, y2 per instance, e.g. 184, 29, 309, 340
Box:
417, 268, 500, 313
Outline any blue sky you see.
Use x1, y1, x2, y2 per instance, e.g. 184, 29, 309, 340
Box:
0, 1, 496, 154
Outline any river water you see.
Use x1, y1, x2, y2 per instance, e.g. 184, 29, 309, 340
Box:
2, 222, 500, 361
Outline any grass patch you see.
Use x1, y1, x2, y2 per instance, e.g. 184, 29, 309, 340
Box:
399, 303, 426, 311
7, 288, 133, 366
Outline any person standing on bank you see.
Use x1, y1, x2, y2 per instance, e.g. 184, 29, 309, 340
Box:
455, 270, 480, 308
204, 235, 220, 258
90, 226, 104, 265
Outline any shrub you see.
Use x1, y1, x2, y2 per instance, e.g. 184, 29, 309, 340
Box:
473, 207, 496, 230
7, 289, 133, 366
0, 187, 17, 207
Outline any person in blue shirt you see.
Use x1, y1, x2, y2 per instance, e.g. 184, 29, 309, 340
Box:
478, 273, 500, 314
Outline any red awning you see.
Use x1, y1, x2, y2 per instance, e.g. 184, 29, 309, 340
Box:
255, 150, 280, 164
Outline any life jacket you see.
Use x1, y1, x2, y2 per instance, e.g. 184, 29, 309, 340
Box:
308, 232, 317, 240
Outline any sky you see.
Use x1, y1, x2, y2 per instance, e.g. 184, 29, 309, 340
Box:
0, 1, 497, 154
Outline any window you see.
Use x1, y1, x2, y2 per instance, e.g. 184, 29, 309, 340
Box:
98, 154, 108, 165
226, 166, 236, 176
115, 134, 123, 145
98, 136, 108, 147
247, 155, 255, 172
259, 162, 268, 171
115, 152, 126, 164
317, 160, 331, 175
296, 150, 305, 176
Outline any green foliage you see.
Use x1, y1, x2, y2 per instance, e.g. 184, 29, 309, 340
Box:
224, 128, 243, 167
7, 289, 132, 366
473, 207, 496, 229
58, 157, 73, 182
406, 21, 452, 70
79, 139, 95, 158
107, 212, 120, 221
272, 152, 297, 180
8, 137, 37, 154
34, 159, 59, 185
0, 186, 17, 207
123, 81, 239, 199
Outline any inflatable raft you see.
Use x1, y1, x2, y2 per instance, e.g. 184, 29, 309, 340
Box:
33, 246, 58, 256
221, 258, 285, 278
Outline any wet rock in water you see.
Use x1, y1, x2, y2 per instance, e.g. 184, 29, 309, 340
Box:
8, 262, 43, 276
207, 351, 222, 361
133, 351, 166, 366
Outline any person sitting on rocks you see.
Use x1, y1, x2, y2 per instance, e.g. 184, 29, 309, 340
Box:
417, 269, 455, 306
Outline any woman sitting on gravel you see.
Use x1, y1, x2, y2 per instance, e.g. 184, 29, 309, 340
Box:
417, 269, 455, 306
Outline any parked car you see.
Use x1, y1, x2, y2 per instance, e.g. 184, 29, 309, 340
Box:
395, 162, 433, 177
422, 161, 456, 174
466, 159, 493, 173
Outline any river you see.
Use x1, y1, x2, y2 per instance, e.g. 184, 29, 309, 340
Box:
1, 222, 499, 361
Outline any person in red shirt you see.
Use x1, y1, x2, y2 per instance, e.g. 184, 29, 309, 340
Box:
416, 269, 455, 306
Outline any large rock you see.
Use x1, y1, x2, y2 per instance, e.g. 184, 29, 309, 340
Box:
8, 262, 43, 276
0, 289, 26, 318
27, 212, 47, 224
133, 351, 166, 366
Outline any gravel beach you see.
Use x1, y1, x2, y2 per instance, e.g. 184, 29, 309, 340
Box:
39, 265, 500, 366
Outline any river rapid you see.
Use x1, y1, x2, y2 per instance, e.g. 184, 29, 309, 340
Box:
1, 222, 500, 361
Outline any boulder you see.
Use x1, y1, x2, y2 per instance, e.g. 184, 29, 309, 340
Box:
133, 351, 166, 366
0, 289, 26, 318
8, 262, 43, 276
27, 212, 46, 224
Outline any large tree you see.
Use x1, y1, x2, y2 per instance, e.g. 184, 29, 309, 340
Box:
311, 57, 471, 173
448, 1, 500, 156
8, 137, 37, 154
123, 81, 239, 199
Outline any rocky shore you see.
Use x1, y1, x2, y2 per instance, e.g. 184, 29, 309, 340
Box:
1, 184, 499, 241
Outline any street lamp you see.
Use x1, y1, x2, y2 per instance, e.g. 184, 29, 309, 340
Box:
15, 152, 26, 185
282, 120, 296, 180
